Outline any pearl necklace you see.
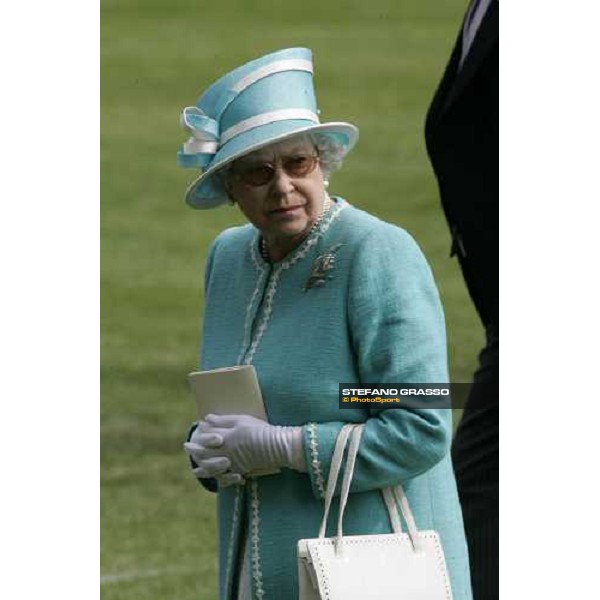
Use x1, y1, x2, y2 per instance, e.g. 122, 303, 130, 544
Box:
260, 195, 333, 262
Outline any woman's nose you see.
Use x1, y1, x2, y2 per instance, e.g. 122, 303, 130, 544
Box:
271, 166, 295, 195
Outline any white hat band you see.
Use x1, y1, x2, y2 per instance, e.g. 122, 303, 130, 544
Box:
231, 59, 313, 94
220, 109, 320, 146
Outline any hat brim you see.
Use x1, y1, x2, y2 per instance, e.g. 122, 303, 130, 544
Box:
184, 121, 359, 209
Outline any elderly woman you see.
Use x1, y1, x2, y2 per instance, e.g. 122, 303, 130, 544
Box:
181, 48, 472, 600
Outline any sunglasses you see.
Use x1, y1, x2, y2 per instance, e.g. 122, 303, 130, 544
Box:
230, 153, 319, 187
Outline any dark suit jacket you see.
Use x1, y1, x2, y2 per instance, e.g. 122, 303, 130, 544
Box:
425, 0, 498, 328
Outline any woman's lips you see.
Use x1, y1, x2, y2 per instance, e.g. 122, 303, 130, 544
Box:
269, 205, 304, 215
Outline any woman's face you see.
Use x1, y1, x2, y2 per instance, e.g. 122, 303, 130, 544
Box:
224, 137, 326, 243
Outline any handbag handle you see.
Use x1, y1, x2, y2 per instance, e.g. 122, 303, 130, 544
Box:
318, 423, 421, 552
318, 423, 355, 538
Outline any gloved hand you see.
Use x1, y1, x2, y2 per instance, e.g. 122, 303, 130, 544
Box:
183, 429, 244, 487
186, 414, 306, 476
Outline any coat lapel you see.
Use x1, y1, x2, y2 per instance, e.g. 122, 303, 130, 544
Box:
442, 0, 498, 113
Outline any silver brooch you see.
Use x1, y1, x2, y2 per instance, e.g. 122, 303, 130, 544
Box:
303, 244, 343, 292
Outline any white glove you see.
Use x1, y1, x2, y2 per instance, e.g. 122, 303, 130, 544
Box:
183, 429, 244, 487
188, 414, 306, 476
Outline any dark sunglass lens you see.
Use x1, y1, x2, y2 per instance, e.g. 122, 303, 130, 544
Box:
240, 164, 274, 186
284, 155, 317, 177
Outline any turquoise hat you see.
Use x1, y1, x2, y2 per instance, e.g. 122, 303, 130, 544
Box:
177, 47, 359, 209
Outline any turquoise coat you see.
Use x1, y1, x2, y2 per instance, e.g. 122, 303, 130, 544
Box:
198, 198, 472, 600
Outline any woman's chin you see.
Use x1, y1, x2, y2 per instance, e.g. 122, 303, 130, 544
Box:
267, 216, 309, 238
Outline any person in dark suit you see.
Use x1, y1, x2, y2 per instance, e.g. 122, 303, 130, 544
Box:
425, 1, 498, 598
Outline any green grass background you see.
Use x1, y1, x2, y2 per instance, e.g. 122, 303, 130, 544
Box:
101, 1, 480, 597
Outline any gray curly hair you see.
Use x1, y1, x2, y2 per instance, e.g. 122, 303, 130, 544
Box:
307, 132, 346, 179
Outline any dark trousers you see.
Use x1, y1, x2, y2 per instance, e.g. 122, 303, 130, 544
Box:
452, 324, 498, 600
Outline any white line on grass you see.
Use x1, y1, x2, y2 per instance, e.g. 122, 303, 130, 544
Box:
101, 566, 197, 584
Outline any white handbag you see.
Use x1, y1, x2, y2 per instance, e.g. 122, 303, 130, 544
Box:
297, 423, 453, 600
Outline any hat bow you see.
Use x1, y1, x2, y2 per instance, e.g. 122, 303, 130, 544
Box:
177, 106, 220, 169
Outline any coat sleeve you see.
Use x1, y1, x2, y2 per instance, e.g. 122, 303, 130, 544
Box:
302, 224, 452, 499
188, 236, 222, 495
